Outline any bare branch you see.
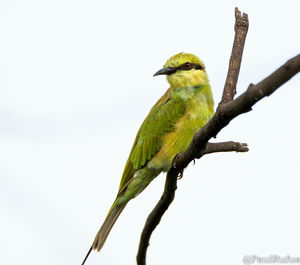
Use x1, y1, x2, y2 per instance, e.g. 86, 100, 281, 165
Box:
205, 141, 249, 154
136, 8, 249, 264
136, 164, 177, 265
220, 7, 249, 105
136, 7, 300, 265
136, 142, 247, 265
137, 52, 300, 265
175, 53, 300, 170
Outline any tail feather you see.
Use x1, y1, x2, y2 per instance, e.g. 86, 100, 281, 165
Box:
81, 200, 126, 265
92, 201, 126, 252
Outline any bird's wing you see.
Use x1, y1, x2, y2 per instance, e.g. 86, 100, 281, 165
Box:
118, 89, 186, 194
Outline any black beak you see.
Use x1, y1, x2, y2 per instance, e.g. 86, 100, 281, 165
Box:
153, 67, 177, 77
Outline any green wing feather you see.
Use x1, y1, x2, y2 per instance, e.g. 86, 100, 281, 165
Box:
118, 89, 186, 193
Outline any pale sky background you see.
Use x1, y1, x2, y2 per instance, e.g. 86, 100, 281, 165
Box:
1, 1, 300, 265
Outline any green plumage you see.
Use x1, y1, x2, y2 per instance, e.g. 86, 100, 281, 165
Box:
88, 52, 214, 256
119, 92, 186, 191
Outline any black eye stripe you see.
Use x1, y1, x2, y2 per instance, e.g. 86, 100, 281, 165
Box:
176, 63, 204, 71
194, 64, 204, 70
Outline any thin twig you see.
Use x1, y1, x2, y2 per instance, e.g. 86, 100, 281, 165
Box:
205, 141, 249, 154
220, 7, 249, 105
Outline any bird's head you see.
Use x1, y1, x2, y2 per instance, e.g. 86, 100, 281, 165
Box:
154, 53, 209, 89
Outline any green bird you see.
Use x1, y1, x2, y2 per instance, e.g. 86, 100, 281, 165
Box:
83, 52, 214, 263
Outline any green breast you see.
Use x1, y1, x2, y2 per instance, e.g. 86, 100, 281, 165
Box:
148, 85, 214, 171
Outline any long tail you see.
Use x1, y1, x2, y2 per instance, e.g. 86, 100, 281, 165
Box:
92, 200, 126, 251
82, 199, 126, 265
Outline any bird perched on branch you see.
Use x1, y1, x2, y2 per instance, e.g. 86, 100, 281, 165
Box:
82, 52, 214, 264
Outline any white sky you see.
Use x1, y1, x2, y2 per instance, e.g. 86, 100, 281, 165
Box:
1, 1, 300, 265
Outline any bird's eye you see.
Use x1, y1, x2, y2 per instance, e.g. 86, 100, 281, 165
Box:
184, 62, 191, 69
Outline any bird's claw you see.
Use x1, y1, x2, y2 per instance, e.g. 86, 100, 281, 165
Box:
173, 153, 181, 169
177, 169, 184, 180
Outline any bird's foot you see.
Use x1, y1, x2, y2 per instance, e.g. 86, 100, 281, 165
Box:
172, 153, 181, 169
173, 153, 184, 179
177, 169, 184, 180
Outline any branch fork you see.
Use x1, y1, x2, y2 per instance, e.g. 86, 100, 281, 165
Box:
136, 7, 300, 265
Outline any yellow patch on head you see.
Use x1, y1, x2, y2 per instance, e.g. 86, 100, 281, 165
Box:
163, 52, 208, 89
164, 52, 204, 69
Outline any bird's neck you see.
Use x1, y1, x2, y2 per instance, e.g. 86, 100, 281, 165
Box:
166, 69, 209, 90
